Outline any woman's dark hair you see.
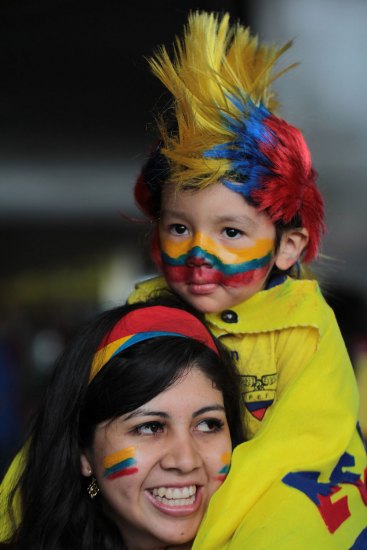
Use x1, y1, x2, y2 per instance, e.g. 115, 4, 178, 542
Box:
5, 296, 243, 550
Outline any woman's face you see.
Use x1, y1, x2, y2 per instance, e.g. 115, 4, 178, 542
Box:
80, 367, 232, 550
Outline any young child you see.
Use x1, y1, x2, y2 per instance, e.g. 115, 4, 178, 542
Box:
129, 11, 367, 548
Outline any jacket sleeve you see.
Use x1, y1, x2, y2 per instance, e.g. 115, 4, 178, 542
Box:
127, 276, 168, 305
193, 309, 367, 549
0, 446, 26, 541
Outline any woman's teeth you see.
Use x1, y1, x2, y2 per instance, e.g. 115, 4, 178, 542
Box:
151, 485, 197, 506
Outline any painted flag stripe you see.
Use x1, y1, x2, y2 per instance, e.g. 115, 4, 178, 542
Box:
103, 447, 136, 468
104, 457, 137, 477
161, 248, 272, 274
105, 467, 139, 480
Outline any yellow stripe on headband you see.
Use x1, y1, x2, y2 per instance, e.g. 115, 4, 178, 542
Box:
90, 335, 132, 382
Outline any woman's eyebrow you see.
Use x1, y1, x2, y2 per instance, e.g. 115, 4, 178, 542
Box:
124, 409, 169, 421
192, 405, 226, 418
124, 405, 225, 421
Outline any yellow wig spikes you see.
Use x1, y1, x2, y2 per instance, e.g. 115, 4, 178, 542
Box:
148, 11, 295, 189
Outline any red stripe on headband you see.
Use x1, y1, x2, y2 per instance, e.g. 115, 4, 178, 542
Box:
98, 306, 219, 355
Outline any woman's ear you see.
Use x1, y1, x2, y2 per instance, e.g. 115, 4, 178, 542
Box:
80, 451, 93, 477
274, 228, 309, 271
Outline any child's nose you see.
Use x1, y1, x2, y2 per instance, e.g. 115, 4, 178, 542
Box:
185, 233, 213, 267
186, 254, 212, 268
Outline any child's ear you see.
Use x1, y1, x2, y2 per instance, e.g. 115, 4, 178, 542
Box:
80, 451, 93, 477
274, 228, 309, 271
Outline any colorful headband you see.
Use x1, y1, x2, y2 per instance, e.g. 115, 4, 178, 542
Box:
134, 11, 325, 262
90, 305, 219, 381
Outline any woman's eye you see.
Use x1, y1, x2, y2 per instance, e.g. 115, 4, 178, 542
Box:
196, 418, 225, 433
223, 227, 243, 239
169, 224, 188, 236
134, 422, 165, 435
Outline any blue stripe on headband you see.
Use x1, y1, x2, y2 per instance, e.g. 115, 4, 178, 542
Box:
110, 331, 187, 359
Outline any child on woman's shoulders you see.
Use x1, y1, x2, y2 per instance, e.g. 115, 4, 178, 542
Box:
129, 11, 367, 548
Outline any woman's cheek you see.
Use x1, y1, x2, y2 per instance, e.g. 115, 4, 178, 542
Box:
102, 446, 139, 481
214, 451, 231, 482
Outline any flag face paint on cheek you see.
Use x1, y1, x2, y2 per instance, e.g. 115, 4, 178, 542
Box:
215, 452, 231, 481
160, 236, 274, 288
103, 447, 138, 480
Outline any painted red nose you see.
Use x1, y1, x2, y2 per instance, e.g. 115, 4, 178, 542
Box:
186, 255, 212, 268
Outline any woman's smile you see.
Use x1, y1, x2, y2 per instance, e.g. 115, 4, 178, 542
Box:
146, 484, 203, 516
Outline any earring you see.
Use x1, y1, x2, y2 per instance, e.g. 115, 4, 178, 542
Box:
87, 476, 100, 499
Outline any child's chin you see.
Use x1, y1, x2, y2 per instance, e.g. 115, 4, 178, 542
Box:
170, 281, 258, 313
180, 292, 226, 314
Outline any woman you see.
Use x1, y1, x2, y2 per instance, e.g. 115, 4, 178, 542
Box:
3, 298, 243, 549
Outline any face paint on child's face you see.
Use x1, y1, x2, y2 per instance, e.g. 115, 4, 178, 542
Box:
160, 232, 274, 286
215, 451, 231, 481
80, 368, 231, 549
159, 183, 277, 313
103, 447, 138, 480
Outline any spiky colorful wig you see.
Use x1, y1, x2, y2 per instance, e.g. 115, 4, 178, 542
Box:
134, 11, 325, 262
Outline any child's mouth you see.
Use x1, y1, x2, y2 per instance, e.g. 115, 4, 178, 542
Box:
188, 282, 219, 294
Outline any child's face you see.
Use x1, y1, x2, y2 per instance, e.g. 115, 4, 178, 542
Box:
159, 183, 276, 313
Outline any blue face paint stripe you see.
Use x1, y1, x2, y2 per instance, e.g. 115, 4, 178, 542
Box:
104, 457, 137, 477
161, 247, 273, 275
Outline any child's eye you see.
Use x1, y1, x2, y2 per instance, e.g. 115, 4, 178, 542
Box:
169, 224, 188, 236
133, 422, 165, 435
196, 418, 225, 433
222, 227, 243, 239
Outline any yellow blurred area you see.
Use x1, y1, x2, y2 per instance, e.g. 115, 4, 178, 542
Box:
355, 346, 367, 440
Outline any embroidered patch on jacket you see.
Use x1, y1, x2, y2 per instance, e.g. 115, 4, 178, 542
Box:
282, 452, 367, 534
240, 373, 277, 420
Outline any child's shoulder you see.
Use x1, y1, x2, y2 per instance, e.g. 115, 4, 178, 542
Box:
261, 277, 333, 325
127, 275, 169, 304
261, 277, 334, 331
207, 277, 334, 336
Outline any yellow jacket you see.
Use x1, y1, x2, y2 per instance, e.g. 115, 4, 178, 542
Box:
129, 276, 367, 549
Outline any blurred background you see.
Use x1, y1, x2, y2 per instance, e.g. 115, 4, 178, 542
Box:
1, 0, 366, 477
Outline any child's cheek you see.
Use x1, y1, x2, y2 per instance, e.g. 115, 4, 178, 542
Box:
102, 447, 138, 481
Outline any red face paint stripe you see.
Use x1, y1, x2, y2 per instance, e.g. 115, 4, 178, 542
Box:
163, 264, 270, 287
215, 474, 228, 481
105, 467, 139, 480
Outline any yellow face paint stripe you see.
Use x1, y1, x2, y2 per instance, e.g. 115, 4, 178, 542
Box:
221, 451, 232, 464
103, 447, 136, 469
161, 236, 274, 264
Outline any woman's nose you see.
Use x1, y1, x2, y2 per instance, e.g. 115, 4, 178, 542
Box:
160, 435, 203, 473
